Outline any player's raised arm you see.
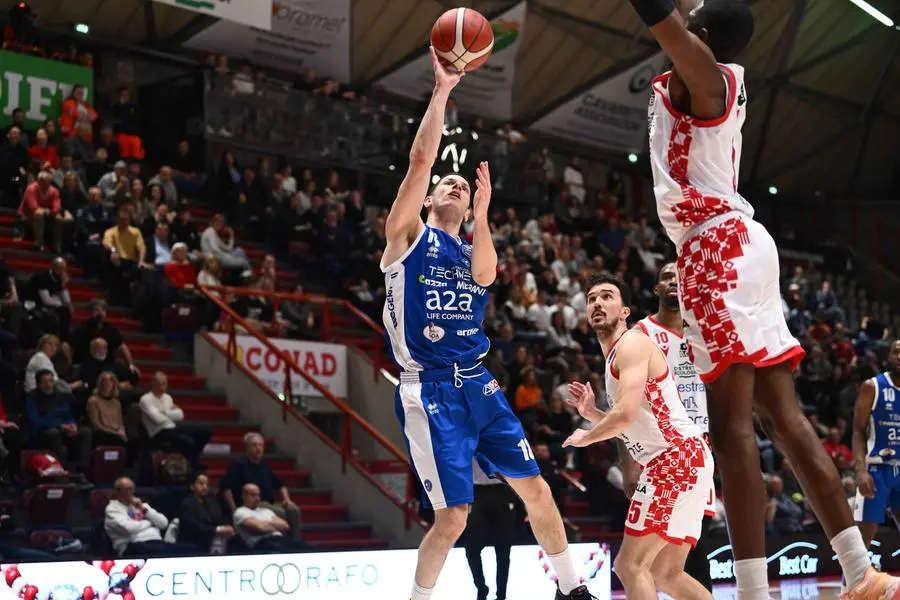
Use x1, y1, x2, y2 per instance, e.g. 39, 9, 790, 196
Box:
853, 379, 877, 499
626, 0, 734, 120
470, 161, 496, 286
565, 335, 651, 447
383, 48, 462, 256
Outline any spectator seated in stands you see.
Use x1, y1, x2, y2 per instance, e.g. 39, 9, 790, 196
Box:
0, 254, 22, 360
74, 188, 112, 278
170, 140, 207, 199
163, 243, 197, 293
28, 128, 58, 169
148, 166, 178, 208
169, 204, 202, 260
231, 276, 289, 335
176, 471, 234, 552
64, 123, 96, 167
60, 84, 97, 143
138, 371, 210, 468
96, 126, 121, 167
18, 171, 64, 253
24, 334, 81, 396
78, 337, 139, 397
200, 214, 251, 280
220, 433, 300, 537
145, 221, 172, 268
26, 257, 73, 341
71, 299, 139, 371
280, 284, 316, 339
0, 127, 28, 207
0, 397, 22, 485
97, 160, 129, 206
104, 476, 195, 557
2, 109, 31, 147
233, 483, 309, 553
25, 369, 90, 472
87, 371, 126, 450
102, 204, 150, 304
765, 475, 804, 535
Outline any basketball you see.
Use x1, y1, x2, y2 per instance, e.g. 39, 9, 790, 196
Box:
430, 8, 494, 73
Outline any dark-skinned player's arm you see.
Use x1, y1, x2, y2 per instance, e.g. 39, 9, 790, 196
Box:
853, 379, 878, 499
626, 0, 726, 120
382, 48, 462, 264
564, 335, 651, 448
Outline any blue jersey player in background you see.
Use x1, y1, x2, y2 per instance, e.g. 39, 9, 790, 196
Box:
853, 340, 900, 550
381, 47, 593, 600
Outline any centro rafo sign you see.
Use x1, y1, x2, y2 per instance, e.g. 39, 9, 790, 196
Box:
0, 545, 612, 600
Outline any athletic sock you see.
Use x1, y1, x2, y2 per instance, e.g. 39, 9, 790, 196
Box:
831, 526, 872, 589
547, 548, 579, 595
410, 582, 434, 600
734, 558, 770, 600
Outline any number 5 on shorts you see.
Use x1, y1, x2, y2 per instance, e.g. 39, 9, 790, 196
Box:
517, 439, 535, 461
627, 500, 643, 525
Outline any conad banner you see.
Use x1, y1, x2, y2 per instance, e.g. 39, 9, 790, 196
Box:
530, 52, 668, 152
0, 544, 612, 600
209, 333, 347, 398
375, 1, 528, 121
152, 0, 273, 30
184, 0, 351, 81
0, 51, 93, 130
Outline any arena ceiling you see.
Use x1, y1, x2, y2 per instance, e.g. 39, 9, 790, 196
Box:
7, 0, 900, 198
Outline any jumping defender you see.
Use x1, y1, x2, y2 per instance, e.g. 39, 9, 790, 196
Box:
565, 274, 713, 600
624, 0, 899, 597
381, 47, 593, 600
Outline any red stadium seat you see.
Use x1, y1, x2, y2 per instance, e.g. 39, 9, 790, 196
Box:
90, 446, 126, 484
23, 484, 73, 525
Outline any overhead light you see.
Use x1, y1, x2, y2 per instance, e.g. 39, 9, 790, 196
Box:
74, 23, 89, 34
627, 153, 638, 164
847, 0, 894, 27
768, 186, 778, 195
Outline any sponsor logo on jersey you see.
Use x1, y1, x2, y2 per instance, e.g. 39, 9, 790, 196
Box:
483, 379, 500, 396
456, 280, 486, 296
426, 403, 439, 416
457, 328, 479, 337
386, 288, 398, 328
462, 245, 473, 259
418, 274, 447, 288
428, 265, 472, 282
737, 84, 747, 107
423, 479, 433, 491
674, 362, 699, 380
426, 231, 441, 259
424, 323, 445, 343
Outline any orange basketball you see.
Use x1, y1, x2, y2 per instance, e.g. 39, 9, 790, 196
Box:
430, 8, 494, 73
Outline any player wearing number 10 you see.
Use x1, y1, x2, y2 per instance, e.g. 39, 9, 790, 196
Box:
381, 47, 594, 600
853, 341, 900, 549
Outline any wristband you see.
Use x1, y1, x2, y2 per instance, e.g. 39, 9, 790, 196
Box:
629, 0, 676, 27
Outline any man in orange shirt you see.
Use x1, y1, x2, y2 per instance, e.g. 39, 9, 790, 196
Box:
18, 171, 62, 253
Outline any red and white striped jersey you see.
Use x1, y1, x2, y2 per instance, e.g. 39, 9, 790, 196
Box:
605, 331, 703, 467
648, 63, 755, 247
637, 316, 708, 433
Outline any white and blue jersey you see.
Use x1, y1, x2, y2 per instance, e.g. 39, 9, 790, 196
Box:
382, 224, 490, 370
855, 372, 900, 524
381, 224, 538, 509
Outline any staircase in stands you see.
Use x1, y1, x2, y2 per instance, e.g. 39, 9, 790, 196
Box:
0, 207, 388, 551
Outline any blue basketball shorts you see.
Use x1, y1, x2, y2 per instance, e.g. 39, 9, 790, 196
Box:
395, 364, 540, 510
854, 463, 900, 524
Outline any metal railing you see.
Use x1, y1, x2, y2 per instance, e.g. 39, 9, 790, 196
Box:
197, 285, 423, 530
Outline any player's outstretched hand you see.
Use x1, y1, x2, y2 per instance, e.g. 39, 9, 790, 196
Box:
430, 46, 463, 92
472, 161, 491, 221
563, 428, 592, 448
567, 381, 602, 422
857, 469, 876, 499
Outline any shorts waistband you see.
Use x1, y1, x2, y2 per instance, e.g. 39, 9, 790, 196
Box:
399, 362, 483, 387
680, 211, 748, 247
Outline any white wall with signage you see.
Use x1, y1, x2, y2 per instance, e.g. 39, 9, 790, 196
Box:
375, 2, 528, 122
208, 333, 347, 398
184, 0, 351, 81
530, 52, 668, 152
153, 0, 273, 30
0, 544, 611, 600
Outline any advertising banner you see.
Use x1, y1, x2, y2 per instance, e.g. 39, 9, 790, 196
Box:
184, 0, 351, 81
152, 0, 273, 30
0, 51, 93, 130
375, 1, 528, 122
530, 52, 668, 152
0, 544, 612, 600
209, 333, 347, 398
